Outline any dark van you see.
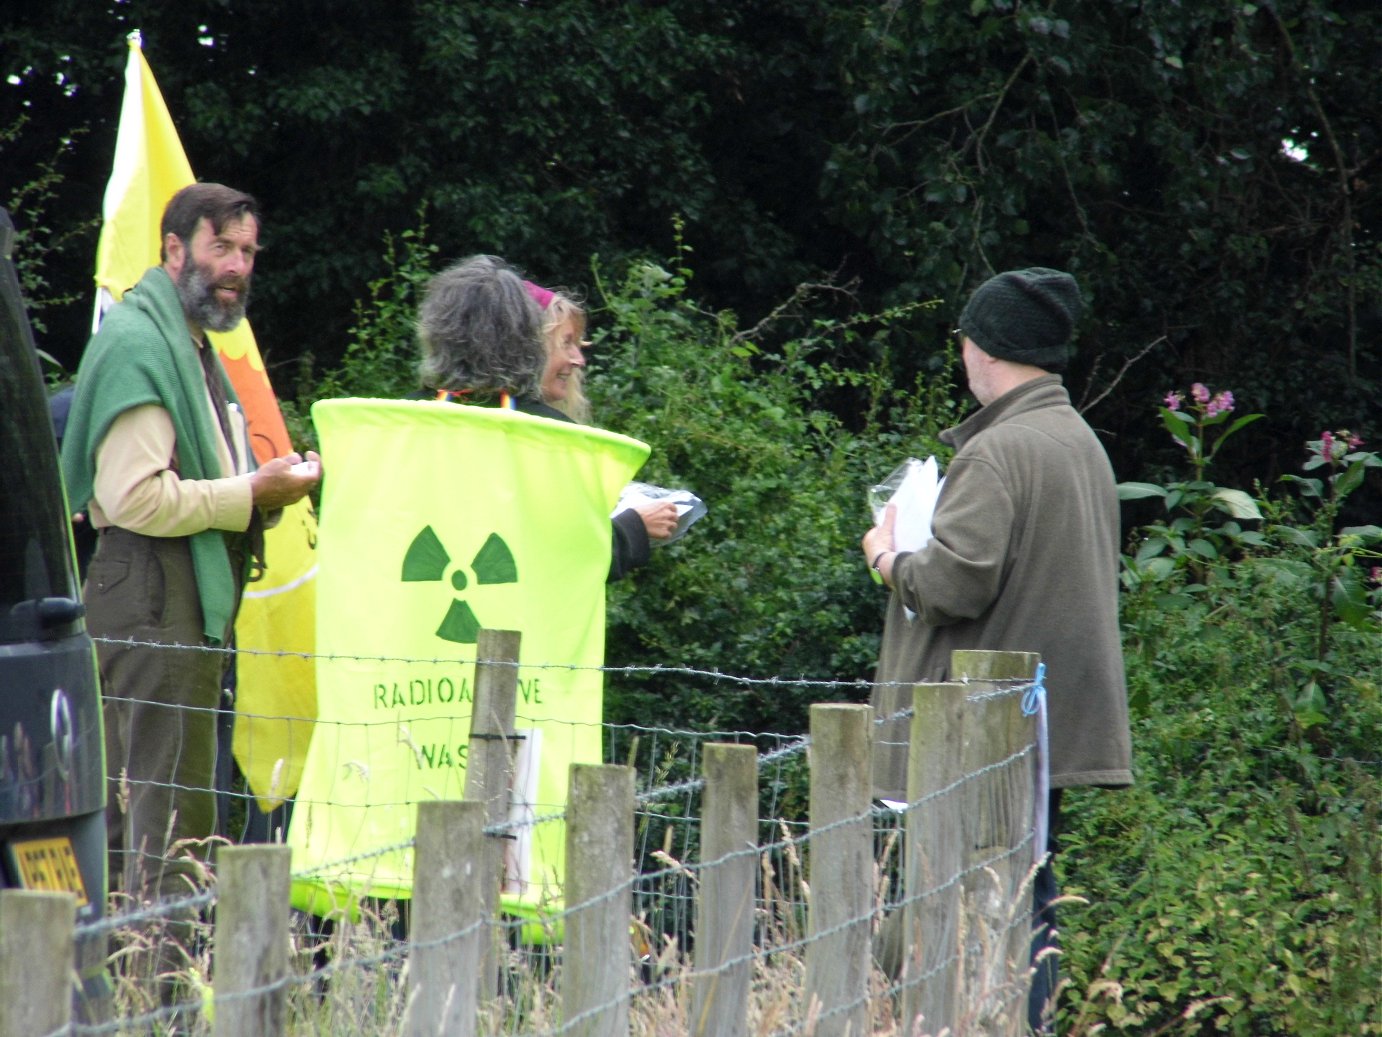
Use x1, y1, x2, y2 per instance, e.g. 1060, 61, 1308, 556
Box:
0, 207, 109, 1018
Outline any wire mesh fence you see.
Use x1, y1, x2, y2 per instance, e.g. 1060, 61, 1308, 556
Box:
2, 637, 1045, 1037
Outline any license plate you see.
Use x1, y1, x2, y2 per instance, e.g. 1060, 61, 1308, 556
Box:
8, 836, 89, 905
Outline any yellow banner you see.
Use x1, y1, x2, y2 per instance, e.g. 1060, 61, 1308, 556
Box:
231, 498, 319, 809
287, 399, 649, 923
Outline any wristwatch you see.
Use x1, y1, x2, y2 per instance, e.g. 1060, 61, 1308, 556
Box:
870, 550, 890, 585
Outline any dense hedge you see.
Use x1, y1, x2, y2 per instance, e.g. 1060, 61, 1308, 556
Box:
1061, 550, 1380, 1034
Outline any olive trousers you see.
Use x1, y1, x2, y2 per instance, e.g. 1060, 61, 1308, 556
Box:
87, 527, 239, 904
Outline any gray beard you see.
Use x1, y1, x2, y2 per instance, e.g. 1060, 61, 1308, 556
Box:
176, 260, 250, 333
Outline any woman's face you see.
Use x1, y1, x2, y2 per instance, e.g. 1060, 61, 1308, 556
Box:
541, 316, 586, 403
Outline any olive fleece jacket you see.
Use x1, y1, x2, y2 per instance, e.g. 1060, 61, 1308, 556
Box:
871, 375, 1133, 796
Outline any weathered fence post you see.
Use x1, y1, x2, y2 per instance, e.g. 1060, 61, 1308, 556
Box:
563, 763, 634, 1037
214, 845, 291, 1037
804, 703, 874, 1037
463, 628, 520, 998
952, 650, 1040, 1035
901, 681, 968, 1036
690, 742, 758, 1037
407, 800, 486, 1037
0, 890, 74, 1037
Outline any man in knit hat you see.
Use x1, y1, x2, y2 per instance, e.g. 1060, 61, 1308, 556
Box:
863, 267, 1132, 1034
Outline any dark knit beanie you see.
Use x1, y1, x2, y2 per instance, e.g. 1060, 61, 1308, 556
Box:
957, 267, 1082, 372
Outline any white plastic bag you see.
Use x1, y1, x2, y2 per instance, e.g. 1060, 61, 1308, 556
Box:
868, 456, 943, 552
613, 482, 707, 545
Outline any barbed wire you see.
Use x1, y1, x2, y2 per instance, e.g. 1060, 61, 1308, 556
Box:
91, 634, 879, 690
90, 633, 1045, 697
71, 692, 1032, 928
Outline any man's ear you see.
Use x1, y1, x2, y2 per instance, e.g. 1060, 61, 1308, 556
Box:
162, 232, 185, 276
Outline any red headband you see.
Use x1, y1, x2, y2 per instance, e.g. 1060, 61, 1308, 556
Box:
522, 280, 554, 310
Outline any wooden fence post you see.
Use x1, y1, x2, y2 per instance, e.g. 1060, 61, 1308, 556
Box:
901, 681, 968, 1036
214, 845, 291, 1037
952, 650, 1040, 1035
690, 742, 758, 1037
464, 627, 520, 998
408, 800, 487, 1037
0, 890, 74, 1037
563, 763, 634, 1037
804, 703, 874, 1037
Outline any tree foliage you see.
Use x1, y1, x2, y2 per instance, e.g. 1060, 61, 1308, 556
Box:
814, 0, 1380, 482
3, 0, 1376, 494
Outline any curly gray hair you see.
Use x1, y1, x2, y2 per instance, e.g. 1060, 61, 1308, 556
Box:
417, 255, 545, 398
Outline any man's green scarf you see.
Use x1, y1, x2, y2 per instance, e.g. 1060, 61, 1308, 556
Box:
61, 266, 246, 643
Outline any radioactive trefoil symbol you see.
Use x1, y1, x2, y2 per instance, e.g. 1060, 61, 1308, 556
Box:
401, 525, 517, 644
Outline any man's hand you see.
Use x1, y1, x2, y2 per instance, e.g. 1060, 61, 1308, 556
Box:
634, 500, 680, 541
862, 503, 898, 584
250, 450, 322, 510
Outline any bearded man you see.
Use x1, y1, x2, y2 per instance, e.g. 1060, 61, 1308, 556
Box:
61, 183, 320, 909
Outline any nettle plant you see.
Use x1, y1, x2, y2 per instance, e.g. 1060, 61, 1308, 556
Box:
1119, 382, 1265, 588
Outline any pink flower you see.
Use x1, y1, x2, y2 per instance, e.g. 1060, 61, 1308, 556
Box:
1346, 431, 1364, 449
1319, 431, 1335, 460
1371, 567, 1382, 584
1191, 382, 1210, 404
1164, 391, 1183, 411
1206, 391, 1235, 418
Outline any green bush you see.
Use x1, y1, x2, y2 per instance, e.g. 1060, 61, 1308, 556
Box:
292, 222, 961, 734
1061, 413, 1382, 1035
1061, 583, 1381, 1034
582, 236, 955, 732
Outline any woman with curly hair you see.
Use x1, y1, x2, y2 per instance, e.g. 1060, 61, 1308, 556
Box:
413, 257, 674, 578
416, 254, 547, 403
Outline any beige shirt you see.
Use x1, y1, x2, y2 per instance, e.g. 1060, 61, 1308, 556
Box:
88, 341, 255, 536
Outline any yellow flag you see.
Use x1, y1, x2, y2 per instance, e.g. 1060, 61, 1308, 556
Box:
96, 31, 320, 808
92, 32, 193, 319
287, 400, 649, 929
